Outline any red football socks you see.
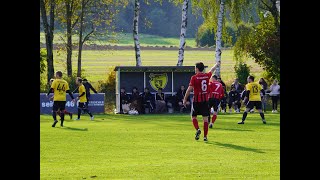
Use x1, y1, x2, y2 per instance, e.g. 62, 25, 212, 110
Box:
204, 121, 208, 137
212, 114, 217, 124
64, 110, 71, 115
192, 118, 199, 130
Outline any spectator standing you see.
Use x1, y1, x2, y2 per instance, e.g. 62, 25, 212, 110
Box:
269, 80, 280, 113
231, 78, 244, 94
217, 77, 227, 113
259, 78, 268, 112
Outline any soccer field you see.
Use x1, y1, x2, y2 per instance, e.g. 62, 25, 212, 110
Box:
40, 113, 279, 179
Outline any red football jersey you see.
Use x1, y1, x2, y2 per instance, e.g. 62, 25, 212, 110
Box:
189, 72, 212, 102
209, 80, 224, 100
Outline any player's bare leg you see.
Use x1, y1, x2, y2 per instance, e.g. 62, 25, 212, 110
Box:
63, 110, 73, 120
57, 110, 71, 120
192, 116, 201, 140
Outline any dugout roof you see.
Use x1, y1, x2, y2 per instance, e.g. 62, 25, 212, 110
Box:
114, 66, 208, 72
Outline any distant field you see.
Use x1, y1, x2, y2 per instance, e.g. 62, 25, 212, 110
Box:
52, 49, 262, 86
40, 32, 197, 47
41, 32, 263, 87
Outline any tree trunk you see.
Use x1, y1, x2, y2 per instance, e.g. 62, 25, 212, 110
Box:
48, 0, 55, 79
66, 0, 73, 76
276, 0, 280, 13
177, 0, 189, 66
40, 0, 55, 83
133, 0, 142, 66
77, 0, 85, 77
271, 0, 280, 34
214, 0, 225, 77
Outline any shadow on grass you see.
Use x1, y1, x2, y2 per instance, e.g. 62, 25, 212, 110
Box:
214, 127, 254, 132
264, 122, 280, 127
60, 126, 88, 131
207, 141, 265, 153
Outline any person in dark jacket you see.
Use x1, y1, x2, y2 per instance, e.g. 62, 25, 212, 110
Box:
231, 78, 244, 94
120, 87, 130, 114
130, 87, 140, 101
228, 86, 241, 113
73, 78, 98, 108
120, 87, 130, 104
176, 85, 190, 112
130, 87, 143, 114
141, 87, 155, 113
155, 88, 167, 113
217, 77, 227, 113
241, 89, 247, 103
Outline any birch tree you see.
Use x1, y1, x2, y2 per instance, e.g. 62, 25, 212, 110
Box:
193, 0, 251, 77
214, 0, 225, 77
176, 0, 189, 66
133, 0, 142, 66
40, 0, 55, 83
276, 0, 280, 13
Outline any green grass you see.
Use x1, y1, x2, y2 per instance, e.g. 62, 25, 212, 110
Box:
52, 49, 262, 87
40, 32, 197, 47
40, 113, 279, 179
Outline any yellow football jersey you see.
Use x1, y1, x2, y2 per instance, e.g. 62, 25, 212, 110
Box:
51, 79, 70, 101
246, 82, 262, 101
79, 84, 87, 103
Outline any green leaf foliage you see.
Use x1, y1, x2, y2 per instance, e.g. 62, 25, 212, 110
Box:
234, 13, 279, 81
234, 62, 251, 85
40, 48, 48, 92
195, 22, 237, 47
40, 48, 47, 74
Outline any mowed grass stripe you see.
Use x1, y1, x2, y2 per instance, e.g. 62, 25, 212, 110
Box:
40, 113, 279, 179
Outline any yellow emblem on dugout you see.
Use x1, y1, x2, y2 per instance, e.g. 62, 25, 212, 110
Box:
149, 73, 168, 91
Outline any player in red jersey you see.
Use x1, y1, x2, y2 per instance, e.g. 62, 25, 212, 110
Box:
183, 61, 220, 141
208, 74, 224, 128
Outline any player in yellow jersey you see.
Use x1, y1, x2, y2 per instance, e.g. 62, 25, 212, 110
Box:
46, 71, 75, 127
49, 78, 73, 120
238, 75, 266, 124
74, 78, 94, 120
